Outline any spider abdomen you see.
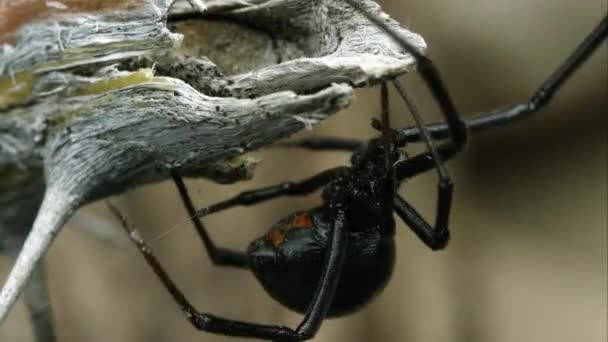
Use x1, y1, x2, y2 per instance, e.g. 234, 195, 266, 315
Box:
247, 210, 395, 317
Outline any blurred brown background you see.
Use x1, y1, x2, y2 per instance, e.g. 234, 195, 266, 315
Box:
1, 0, 606, 341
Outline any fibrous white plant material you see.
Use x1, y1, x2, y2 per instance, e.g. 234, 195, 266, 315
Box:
0, 0, 181, 76
155, 0, 427, 97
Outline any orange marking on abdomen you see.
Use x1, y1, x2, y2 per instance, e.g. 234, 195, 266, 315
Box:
266, 212, 313, 247
292, 213, 312, 228
268, 230, 285, 247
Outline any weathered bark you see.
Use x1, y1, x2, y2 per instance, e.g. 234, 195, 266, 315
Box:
0, 0, 426, 336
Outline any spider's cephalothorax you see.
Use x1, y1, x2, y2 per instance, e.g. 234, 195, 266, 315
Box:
108, 6, 607, 341
247, 137, 400, 317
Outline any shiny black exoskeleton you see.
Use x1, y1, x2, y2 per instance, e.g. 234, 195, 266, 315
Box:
247, 138, 401, 317
146, 79, 466, 342
109, 5, 608, 340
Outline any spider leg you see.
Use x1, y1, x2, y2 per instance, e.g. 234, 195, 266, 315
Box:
379, 83, 397, 220
396, 15, 608, 143
107, 202, 348, 341
344, 1, 469, 178
192, 166, 349, 219
388, 81, 453, 250
345, 0, 468, 156
393, 80, 463, 178
392, 79, 451, 181
295, 207, 348, 339
393, 194, 450, 250
106, 202, 298, 340
275, 137, 363, 152
171, 172, 248, 268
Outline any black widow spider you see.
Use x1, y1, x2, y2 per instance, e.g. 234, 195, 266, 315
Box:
108, 3, 608, 341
